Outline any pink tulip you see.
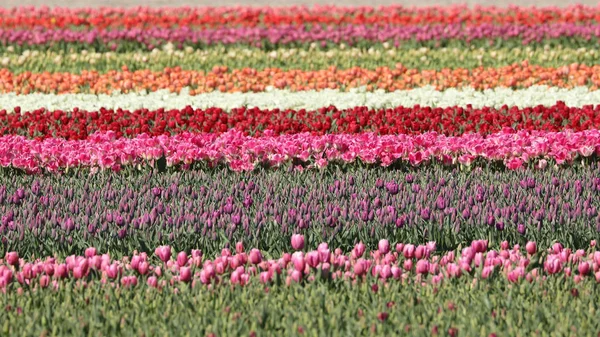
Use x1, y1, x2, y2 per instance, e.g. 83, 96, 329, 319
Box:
378, 239, 390, 255
354, 242, 366, 258
73, 266, 85, 279
155, 246, 171, 263
5, 252, 19, 266
403, 244, 415, 259
526, 242, 537, 255
290, 270, 302, 283
147, 276, 158, 288
249, 249, 262, 265
403, 259, 413, 271
306, 251, 320, 268
138, 261, 149, 275
39, 275, 50, 288
416, 260, 429, 274
552, 242, 563, 254
55, 264, 68, 279
259, 271, 271, 284
191, 249, 202, 259
292, 252, 305, 272
471, 240, 488, 253
85, 247, 97, 258
318, 249, 330, 263
44, 264, 54, 276
353, 259, 367, 276
395, 243, 404, 254
291, 234, 305, 250
415, 245, 427, 259
235, 241, 244, 254
578, 262, 591, 276
379, 265, 392, 279
180, 267, 192, 282
177, 252, 188, 267
500, 241, 509, 250
481, 266, 494, 279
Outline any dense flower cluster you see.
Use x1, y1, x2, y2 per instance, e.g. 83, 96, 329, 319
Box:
1, 129, 599, 173
4, 24, 600, 51
1, 5, 598, 29
2, 166, 599, 256
5, 46, 600, 74
1, 63, 600, 95
2, 239, 600, 293
3, 102, 600, 140
0, 86, 599, 112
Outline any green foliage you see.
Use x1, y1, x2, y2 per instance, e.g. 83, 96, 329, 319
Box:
0, 277, 598, 337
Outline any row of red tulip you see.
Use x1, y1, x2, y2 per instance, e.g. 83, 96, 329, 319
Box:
2, 102, 599, 140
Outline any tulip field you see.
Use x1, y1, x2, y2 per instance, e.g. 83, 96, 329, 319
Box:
4, 4, 600, 337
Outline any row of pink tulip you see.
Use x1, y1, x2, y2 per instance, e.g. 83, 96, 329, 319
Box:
3, 129, 600, 173
2, 238, 600, 292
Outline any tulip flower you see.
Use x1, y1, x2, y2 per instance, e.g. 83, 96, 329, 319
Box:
291, 234, 305, 251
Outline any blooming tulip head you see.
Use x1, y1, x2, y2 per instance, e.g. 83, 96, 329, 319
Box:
84, 247, 97, 258
176, 252, 188, 267
179, 267, 192, 282
378, 239, 390, 255
291, 234, 305, 251
354, 242, 366, 258
249, 249, 262, 265
5, 252, 19, 266
155, 246, 171, 263
526, 242, 537, 255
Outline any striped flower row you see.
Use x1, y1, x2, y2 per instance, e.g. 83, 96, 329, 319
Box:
2, 102, 598, 140
1, 5, 597, 28
3, 24, 600, 50
2, 239, 600, 292
3, 46, 600, 73
2, 129, 599, 173
0, 63, 597, 95
0, 86, 597, 112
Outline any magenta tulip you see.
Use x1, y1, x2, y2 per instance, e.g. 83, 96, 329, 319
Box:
138, 261, 149, 275
416, 260, 429, 274
578, 262, 591, 275
177, 252, 188, 267
180, 267, 192, 282
85, 247, 97, 258
526, 242, 537, 255
378, 239, 390, 255
249, 249, 262, 265
147, 276, 158, 288
291, 234, 305, 251
354, 242, 366, 258
5, 252, 19, 266
155, 246, 171, 263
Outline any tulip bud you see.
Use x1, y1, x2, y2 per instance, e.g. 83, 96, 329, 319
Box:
354, 242, 366, 258
176, 252, 188, 267
249, 249, 262, 265
147, 276, 158, 288
5, 252, 18, 266
235, 241, 244, 254
525, 242, 537, 255
578, 262, 591, 276
180, 267, 192, 282
291, 234, 305, 251
416, 260, 429, 274
378, 239, 390, 255
138, 261, 149, 275
85, 247, 97, 258
155, 246, 171, 263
